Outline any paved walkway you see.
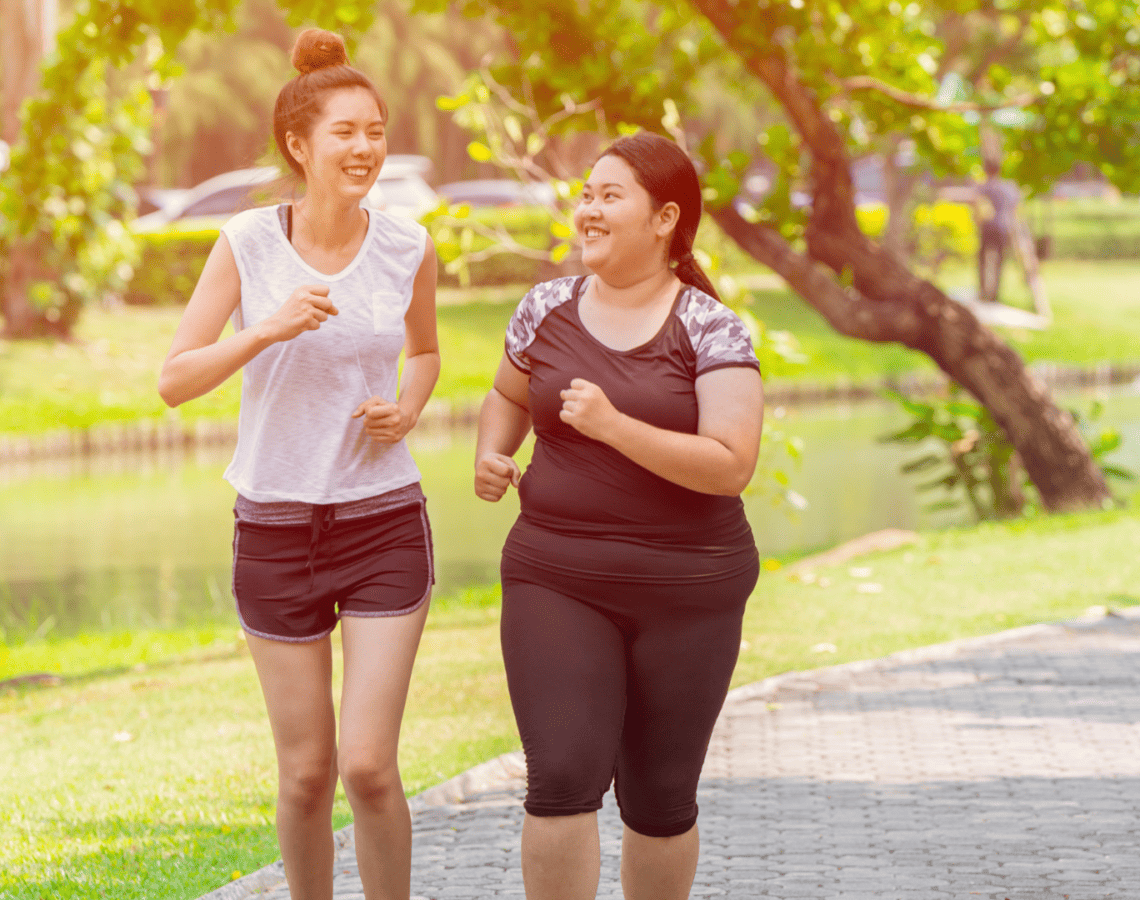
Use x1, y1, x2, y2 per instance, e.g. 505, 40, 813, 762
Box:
202, 606, 1140, 900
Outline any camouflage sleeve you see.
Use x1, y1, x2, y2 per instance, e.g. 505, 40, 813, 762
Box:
504, 277, 578, 373
678, 288, 761, 376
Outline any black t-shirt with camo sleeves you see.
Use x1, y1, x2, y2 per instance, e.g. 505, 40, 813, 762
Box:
503, 275, 760, 551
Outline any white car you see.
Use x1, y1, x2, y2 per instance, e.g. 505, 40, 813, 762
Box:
369, 155, 439, 218
437, 178, 557, 209
132, 155, 438, 233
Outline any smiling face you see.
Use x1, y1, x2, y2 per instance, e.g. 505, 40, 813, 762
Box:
573, 154, 678, 283
286, 86, 387, 203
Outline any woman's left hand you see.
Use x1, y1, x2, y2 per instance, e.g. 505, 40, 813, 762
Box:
559, 378, 621, 441
352, 396, 413, 444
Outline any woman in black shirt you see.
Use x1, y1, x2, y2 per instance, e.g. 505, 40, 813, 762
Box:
475, 131, 763, 900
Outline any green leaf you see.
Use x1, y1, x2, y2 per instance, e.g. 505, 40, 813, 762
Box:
335, 4, 361, 24
436, 93, 470, 111
946, 401, 984, 419
466, 141, 493, 162
550, 219, 575, 239
879, 422, 934, 444
435, 240, 461, 263
900, 455, 942, 474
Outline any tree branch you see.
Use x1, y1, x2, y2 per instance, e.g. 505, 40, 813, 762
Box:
837, 74, 1042, 113
708, 205, 923, 345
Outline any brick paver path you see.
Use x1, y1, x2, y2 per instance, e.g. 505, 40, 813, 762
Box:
202, 609, 1140, 899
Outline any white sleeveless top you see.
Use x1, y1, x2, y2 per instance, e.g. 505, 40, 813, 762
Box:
221, 204, 427, 504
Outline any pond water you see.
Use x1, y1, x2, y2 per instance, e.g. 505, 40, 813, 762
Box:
3, 390, 1138, 641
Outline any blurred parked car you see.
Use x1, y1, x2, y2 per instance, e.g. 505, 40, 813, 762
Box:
370, 155, 439, 218
136, 186, 189, 217
132, 155, 438, 233
131, 166, 283, 233
437, 178, 557, 209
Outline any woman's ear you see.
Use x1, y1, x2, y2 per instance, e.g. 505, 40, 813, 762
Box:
285, 131, 307, 169
655, 201, 680, 238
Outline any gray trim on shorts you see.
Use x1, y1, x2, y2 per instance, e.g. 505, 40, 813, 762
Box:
234, 482, 425, 526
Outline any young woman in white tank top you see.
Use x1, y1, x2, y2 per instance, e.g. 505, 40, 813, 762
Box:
159, 28, 439, 900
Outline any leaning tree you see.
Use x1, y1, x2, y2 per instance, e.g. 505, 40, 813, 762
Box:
410, 0, 1140, 513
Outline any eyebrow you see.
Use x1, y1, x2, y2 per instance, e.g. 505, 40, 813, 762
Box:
330, 119, 385, 127
583, 182, 624, 190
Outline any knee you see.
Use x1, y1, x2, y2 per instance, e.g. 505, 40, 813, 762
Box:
278, 754, 337, 815
524, 748, 607, 817
615, 768, 699, 838
339, 752, 402, 808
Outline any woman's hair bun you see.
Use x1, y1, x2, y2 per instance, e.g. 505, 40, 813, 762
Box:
292, 28, 350, 75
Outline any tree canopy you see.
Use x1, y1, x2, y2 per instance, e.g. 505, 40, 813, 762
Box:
413, 0, 1139, 512
0, 0, 358, 336
0, 0, 493, 337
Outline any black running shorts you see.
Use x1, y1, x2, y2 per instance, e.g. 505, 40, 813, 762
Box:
232, 498, 433, 642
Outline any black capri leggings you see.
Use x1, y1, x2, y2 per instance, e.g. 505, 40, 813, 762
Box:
500, 550, 758, 838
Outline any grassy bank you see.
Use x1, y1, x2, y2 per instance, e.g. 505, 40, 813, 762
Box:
2, 261, 1139, 437
3, 507, 1139, 898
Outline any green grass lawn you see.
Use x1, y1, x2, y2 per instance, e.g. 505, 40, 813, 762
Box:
4, 506, 1140, 898
2, 260, 1138, 437
0, 284, 529, 436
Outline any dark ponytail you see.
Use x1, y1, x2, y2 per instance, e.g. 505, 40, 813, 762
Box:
598, 132, 721, 301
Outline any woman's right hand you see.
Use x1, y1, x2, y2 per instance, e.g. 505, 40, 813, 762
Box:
261, 285, 338, 343
475, 452, 521, 502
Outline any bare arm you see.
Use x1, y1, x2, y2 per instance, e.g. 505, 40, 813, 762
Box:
157, 234, 337, 407
559, 366, 764, 496
474, 354, 532, 502
353, 238, 441, 443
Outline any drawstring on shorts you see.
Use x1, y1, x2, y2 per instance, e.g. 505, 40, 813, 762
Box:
306, 503, 336, 591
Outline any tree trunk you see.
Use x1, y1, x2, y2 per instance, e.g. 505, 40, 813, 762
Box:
0, 0, 73, 339
879, 136, 918, 259
710, 204, 1110, 512
691, 0, 1110, 512
0, 237, 78, 340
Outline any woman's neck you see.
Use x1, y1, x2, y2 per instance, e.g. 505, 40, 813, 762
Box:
589, 265, 679, 310
292, 193, 366, 252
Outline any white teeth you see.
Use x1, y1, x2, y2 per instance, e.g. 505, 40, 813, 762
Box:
345, 167, 370, 176
584, 227, 607, 238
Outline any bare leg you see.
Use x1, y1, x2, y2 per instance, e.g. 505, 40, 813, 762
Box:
520, 811, 601, 900
620, 823, 699, 900
246, 632, 338, 900
338, 601, 431, 900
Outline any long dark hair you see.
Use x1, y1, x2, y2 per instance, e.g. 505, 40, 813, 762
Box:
598, 131, 720, 301
273, 29, 388, 180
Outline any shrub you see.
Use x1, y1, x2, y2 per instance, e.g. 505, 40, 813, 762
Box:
1026, 198, 1140, 260
881, 385, 1135, 521
857, 201, 978, 274
125, 206, 561, 304
123, 228, 217, 306
911, 201, 978, 268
